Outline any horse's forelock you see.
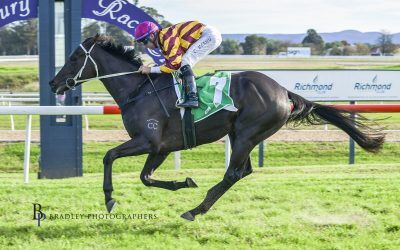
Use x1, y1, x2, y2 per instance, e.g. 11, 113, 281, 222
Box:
93, 34, 113, 44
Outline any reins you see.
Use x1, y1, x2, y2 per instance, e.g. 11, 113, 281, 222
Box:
64, 42, 173, 117
64, 43, 143, 89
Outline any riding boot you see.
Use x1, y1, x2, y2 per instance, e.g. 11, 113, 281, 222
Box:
176, 65, 199, 108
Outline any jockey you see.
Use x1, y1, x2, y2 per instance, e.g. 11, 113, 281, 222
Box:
134, 21, 222, 108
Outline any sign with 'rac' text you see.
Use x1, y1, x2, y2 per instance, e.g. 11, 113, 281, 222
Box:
0, 0, 164, 65
82, 0, 165, 65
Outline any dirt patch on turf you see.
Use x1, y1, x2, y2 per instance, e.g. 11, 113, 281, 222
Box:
298, 212, 373, 227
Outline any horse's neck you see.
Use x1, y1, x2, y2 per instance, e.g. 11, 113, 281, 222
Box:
100, 76, 139, 105
96, 57, 141, 105
102, 72, 173, 105
95, 53, 174, 107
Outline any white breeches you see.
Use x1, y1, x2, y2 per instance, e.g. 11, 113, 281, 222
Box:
181, 25, 222, 68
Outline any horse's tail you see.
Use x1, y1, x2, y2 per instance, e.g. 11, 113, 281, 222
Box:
286, 91, 385, 153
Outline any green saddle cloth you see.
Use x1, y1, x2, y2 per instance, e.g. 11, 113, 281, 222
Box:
174, 71, 238, 122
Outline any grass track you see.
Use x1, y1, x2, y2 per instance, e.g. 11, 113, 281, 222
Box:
0, 165, 399, 249
1, 57, 399, 249
1, 141, 400, 174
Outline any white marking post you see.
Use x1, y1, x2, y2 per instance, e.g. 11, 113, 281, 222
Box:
174, 152, 181, 170
225, 135, 230, 170
23, 115, 32, 184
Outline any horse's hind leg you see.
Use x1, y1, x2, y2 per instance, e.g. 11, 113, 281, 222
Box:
103, 136, 151, 213
229, 133, 253, 178
140, 153, 198, 190
181, 123, 283, 221
242, 157, 253, 178
181, 136, 254, 221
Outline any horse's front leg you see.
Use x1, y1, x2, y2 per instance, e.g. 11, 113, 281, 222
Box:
103, 136, 150, 213
140, 153, 198, 191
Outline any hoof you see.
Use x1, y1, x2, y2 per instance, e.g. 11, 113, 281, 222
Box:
106, 199, 117, 213
186, 177, 198, 188
180, 211, 195, 221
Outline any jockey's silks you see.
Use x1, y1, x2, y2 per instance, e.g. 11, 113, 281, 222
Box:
157, 21, 205, 73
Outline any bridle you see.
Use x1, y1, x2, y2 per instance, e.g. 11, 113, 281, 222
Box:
64, 43, 141, 90
63, 42, 171, 117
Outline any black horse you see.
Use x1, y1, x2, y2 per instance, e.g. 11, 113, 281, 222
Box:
50, 35, 384, 221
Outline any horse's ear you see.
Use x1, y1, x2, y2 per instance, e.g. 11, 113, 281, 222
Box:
93, 33, 101, 43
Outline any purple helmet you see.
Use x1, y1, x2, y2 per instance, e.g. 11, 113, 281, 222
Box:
134, 21, 159, 41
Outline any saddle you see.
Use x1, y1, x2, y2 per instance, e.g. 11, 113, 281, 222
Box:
172, 71, 237, 150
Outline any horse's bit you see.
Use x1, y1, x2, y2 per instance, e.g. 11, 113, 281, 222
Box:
64, 43, 170, 117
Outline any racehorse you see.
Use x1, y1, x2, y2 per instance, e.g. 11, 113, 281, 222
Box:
49, 35, 384, 221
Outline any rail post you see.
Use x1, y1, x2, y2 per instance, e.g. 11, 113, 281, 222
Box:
258, 141, 264, 167
349, 101, 356, 164
83, 100, 90, 131
174, 152, 181, 170
23, 115, 32, 183
225, 135, 230, 170
9, 102, 15, 131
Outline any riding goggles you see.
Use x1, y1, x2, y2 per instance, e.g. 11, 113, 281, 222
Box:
137, 36, 151, 45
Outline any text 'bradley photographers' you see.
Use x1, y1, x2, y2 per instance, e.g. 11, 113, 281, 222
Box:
33, 203, 158, 226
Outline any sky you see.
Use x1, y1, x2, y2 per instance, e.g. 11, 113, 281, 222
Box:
138, 0, 400, 34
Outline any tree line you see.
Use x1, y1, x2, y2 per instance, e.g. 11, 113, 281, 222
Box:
0, 8, 398, 57
214, 29, 399, 56
0, 19, 38, 55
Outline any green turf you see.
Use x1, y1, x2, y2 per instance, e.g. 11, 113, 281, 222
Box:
195, 56, 400, 71
1, 58, 399, 249
0, 164, 399, 249
1, 141, 399, 174
0, 65, 37, 75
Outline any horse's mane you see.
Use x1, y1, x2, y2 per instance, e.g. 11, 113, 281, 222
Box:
93, 34, 143, 67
